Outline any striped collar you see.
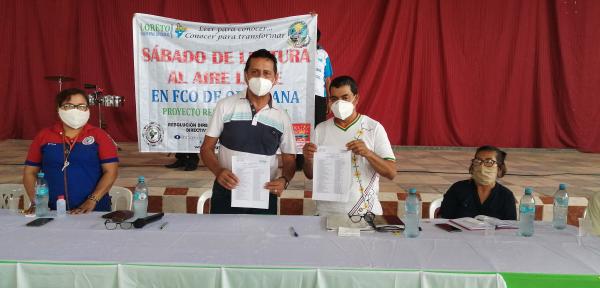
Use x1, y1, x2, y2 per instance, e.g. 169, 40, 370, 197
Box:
334, 114, 362, 131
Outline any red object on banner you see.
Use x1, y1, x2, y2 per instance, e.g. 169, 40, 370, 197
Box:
293, 123, 311, 152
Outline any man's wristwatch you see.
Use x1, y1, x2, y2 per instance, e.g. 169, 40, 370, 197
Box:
278, 176, 290, 189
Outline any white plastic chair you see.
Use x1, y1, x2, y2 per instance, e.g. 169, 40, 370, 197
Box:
196, 189, 213, 214
429, 197, 443, 219
0, 184, 29, 209
109, 186, 133, 211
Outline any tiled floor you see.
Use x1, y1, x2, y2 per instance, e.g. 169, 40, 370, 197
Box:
2, 139, 599, 223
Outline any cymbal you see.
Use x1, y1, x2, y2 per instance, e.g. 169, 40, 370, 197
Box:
45, 75, 75, 82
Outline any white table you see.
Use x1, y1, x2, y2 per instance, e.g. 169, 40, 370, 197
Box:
1, 211, 599, 288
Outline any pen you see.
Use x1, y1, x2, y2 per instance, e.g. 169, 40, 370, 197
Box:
159, 222, 169, 230
289, 226, 299, 237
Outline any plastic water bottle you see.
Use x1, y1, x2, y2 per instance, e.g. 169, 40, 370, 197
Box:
519, 187, 535, 237
35, 172, 49, 217
133, 176, 148, 219
552, 183, 569, 230
404, 188, 420, 238
56, 195, 66, 217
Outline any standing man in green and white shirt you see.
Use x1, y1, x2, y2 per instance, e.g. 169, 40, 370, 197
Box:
302, 76, 396, 216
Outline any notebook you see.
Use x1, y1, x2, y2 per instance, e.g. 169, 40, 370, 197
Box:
372, 215, 405, 229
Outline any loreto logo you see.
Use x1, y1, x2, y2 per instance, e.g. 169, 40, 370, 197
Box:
175, 23, 187, 38
140, 23, 172, 37
287, 21, 310, 48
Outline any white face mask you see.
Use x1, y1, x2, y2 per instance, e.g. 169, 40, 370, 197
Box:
331, 100, 355, 120
247, 77, 273, 97
58, 109, 90, 129
471, 165, 498, 186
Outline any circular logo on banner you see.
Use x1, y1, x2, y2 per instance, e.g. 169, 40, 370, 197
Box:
143, 122, 164, 146
82, 136, 95, 145
175, 23, 187, 38
287, 21, 310, 48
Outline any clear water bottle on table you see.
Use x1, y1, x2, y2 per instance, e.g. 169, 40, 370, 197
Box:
404, 188, 420, 238
552, 183, 568, 230
35, 172, 49, 217
56, 195, 66, 217
133, 176, 149, 219
519, 187, 535, 237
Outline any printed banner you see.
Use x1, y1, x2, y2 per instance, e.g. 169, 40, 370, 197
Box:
133, 13, 316, 152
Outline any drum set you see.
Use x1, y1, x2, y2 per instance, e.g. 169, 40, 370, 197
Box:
45, 75, 125, 129
84, 84, 125, 108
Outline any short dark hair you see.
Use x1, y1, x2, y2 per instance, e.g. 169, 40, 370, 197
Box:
329, 76, 358, 95
469, 145, 508, 178
244, 49, 278, 74
55, 88, 88, 109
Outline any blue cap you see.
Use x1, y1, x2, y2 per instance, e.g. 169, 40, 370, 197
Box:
559, 183, 567, 190
524, 187, 533, 195
408, 188, 417, 194
138, 176, 145, 182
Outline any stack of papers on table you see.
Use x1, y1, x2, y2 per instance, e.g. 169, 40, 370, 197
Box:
474, 215, 518, 229
450, 217, 495, 230
450, 216, 518, 230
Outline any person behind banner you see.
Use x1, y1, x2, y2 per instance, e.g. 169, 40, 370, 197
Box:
296, 28, 334, 171
23, 88, 119, 214
302, 76, 396, 216
314, 28, 333, 125
165, 153, 199, 171
439, 146, 517, 220
200, 49, 296, 214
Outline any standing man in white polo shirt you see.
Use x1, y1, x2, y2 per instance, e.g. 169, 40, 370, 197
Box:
302, 76, 396, 216
200, 49, 296, 214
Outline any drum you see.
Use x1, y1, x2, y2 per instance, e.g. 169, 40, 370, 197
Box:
101, 95, 124, 107
87, 94, 98, 106
112, 95, 124, 107
101, 95, 114, 107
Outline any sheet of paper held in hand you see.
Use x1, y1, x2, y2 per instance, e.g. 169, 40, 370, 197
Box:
312, 146, 352, 202
231, 154, 271, 209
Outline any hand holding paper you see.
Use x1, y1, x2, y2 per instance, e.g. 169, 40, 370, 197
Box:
312, 146, 352, 202
231, 155, 272, 209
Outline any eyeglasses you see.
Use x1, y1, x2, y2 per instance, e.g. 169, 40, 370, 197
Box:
348, 211, 369, 223
60, 103, 89, 111
104, 219, 134, 230
348, 211, 403, 232
471, 158, 497, 167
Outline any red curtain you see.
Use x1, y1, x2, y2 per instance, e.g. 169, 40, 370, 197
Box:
2, 0, 599, 152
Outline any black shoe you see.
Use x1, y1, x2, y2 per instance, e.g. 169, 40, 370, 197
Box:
165, 160, 184, 168
184, 163, 198, 171
295, 155, 304, 171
